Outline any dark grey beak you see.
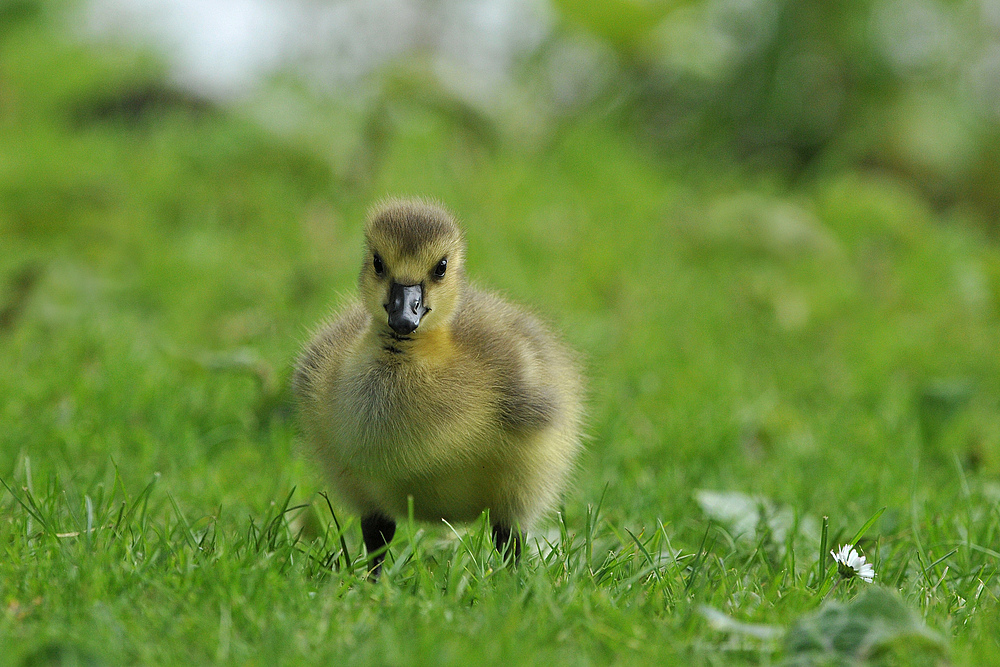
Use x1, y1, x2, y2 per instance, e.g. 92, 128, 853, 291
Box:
385, 283, 428, 335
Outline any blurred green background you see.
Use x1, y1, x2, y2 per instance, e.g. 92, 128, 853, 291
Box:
4, 0, 1000, 550
2, 0, 1000, 662
4, 0, 1000, 540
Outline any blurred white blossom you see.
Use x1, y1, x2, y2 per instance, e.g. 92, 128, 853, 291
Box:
831, 544, 875, 583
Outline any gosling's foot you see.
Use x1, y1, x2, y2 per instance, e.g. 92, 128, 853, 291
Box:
491, 523, 523, 564
361, 513, 396, 578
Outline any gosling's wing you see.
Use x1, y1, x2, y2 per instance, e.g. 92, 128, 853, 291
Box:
292, 302, 369, 403
453, 287, 577, 434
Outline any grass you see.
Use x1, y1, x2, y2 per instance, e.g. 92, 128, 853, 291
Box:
2, 4, 1000, 665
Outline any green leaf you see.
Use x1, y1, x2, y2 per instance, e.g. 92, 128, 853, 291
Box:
784, 588, 948, 665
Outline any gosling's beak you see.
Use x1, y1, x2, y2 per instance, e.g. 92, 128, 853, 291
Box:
385, 282, 428, 335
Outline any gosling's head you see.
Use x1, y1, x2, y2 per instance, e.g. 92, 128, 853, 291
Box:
359, 198, 466, 336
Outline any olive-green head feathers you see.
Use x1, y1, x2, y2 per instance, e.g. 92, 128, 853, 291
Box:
359, 199, 467, 335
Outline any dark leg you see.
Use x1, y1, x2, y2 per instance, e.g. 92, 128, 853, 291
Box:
361, 513, 396, 577
491, 523, 523, 563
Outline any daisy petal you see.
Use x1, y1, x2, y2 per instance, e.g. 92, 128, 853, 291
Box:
830, 543, 875, 583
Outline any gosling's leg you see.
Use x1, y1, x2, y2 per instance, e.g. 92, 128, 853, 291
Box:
491, 523, 523, 563
361, 513, 396, 577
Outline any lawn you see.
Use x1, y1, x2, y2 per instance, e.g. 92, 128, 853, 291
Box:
2, 3, 999, 665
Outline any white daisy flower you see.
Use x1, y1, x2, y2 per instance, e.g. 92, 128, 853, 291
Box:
831, 544, 875, 583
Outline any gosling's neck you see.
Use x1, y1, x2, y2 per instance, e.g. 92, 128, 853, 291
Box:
377, 328, 415, 356
370, 322, 455, 362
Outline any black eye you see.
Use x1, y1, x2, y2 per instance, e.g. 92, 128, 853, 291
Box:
433, 258, 448, 278
373, 254, 384, 276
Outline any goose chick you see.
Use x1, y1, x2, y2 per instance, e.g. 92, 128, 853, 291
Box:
293, 198, 583, 574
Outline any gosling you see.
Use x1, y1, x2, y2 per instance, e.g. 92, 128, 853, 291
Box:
293, 198, 583, 574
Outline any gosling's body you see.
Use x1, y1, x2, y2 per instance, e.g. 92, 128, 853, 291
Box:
299, 288, 579, 524
293, 199, 583, 570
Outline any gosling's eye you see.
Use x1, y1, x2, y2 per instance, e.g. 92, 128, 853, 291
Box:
373, 254, 385, 276
433, 258, 448, 278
